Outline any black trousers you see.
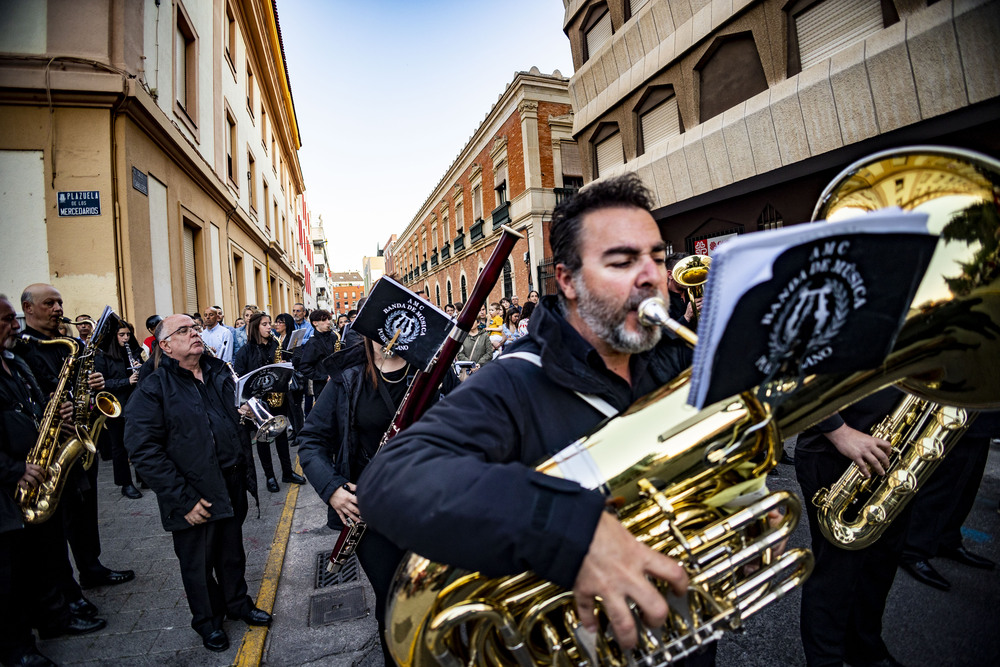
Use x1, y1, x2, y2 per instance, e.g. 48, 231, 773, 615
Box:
287, 389, 305, 439
253, 403, 293, 480
795, 447, 908, 667
63, 462, 105, 589
357, 528, 406, 666
903, 434, 992, 561
171, 465, 252, 636
104, 417, 135, 488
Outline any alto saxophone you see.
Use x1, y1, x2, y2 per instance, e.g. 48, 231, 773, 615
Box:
813, 395, 975, 549
16, 336, 102, 524
71, 314, 123, 470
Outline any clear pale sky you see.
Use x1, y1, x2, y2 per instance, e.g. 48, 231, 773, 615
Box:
278, 0, 575, 271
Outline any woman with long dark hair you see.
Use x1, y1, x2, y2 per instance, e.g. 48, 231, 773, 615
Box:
272, 312, 306, 440
95, 319, 145, 498
298, 335, 459, 664
233, 312, 305, 493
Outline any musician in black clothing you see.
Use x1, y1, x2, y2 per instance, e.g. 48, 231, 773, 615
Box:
233, 312, 306, 493
125, 313, 272, 652
17, 285, 134, 594
95, 320, 144, 499
297, 309, 339, 398
298, 336, 458, 664
1, 294, 105, 667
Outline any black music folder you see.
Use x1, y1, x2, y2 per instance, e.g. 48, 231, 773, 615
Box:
350, 277, 454, 371
234, 363, 294, 407
688, 209, 936, 409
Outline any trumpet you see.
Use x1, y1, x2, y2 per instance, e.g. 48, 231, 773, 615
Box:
671, 254, 711, 328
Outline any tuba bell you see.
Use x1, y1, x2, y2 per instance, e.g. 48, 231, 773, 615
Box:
384, 147, 1000, 666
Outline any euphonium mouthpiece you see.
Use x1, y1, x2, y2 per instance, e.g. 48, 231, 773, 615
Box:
637, 297, 699, 346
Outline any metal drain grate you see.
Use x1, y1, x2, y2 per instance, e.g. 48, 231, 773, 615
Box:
308, 586, 369, 627
315, 550, 361, 588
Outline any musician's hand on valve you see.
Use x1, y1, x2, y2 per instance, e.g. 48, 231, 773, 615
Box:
237, 404, 252, 417
330, 483, 361, 526
57, 400, 74, 424
827, 424, 892, 478
184, 498, 212, 526
573, 512, 688, 650
18, 463, 46, 491
87, 371, 105, 390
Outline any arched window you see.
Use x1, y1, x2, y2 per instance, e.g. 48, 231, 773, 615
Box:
502, 260, 513, 297
460, 275, 468, 302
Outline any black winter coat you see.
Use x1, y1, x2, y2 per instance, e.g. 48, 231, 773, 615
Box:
124, 354, 250, 531
358, 296, 692, 588
95, 349, 137, 407
298, 344, 460, 531
233, 338, 279, 377
298, 330, 340, 381
0, 352, 46, 533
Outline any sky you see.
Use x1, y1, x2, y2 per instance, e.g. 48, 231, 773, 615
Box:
277, 0, 575, 271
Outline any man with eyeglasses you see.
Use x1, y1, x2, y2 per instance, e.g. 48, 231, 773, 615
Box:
125, 314, 271, 653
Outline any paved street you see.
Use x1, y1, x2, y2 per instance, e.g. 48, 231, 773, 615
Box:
35, 440, 999, 666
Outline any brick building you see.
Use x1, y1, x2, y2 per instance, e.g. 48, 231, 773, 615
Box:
560, 0, 1000, 251
328, 272, 365, 315
391, 69, 580, 307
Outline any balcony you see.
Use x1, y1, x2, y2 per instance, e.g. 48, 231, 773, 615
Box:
414, 265, 421, 278
470, 219, 485, 243
491, 201, 510, 230
421, 261, 428, 273
430, 251, 439, 267
453, 234, 465, 252
554, 187, 579, 205
441, 243, 450, 260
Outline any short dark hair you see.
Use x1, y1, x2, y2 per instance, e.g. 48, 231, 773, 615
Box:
145, 314, 162, 331
346, 309, 358, 319
665, 252, 689, 271
309, 309, 331, 324
550, 173, 655, 274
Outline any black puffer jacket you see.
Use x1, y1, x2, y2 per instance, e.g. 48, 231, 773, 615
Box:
298, 344, 459, 530
124, 354, 250, 531
358, 296, 692, 588
0, 352, 46, 533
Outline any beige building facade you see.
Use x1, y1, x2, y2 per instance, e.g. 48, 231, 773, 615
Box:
0, 0, 308, 326
561, 0, 1000, 249
392, 69, 580, 305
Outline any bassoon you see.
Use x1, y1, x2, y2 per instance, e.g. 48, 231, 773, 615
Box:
327, 225, 524, 573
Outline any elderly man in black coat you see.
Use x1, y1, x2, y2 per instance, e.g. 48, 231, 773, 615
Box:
125, 313, 271, 653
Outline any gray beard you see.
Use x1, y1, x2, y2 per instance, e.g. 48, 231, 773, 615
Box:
572, 274, 663, 354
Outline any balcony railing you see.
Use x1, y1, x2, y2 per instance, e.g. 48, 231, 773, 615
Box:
430, 252, 439, 267
470, 219, 485, 243
554, 187, 579, 205
491, 201, 510, 230
441, 243, 451, 260
421, 261, 428, 273
453, 234, 465, 252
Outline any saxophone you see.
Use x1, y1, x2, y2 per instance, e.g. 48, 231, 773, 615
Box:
71, 313, 123, 470
384, 147, 1000, 666
813, 395, 975, 549
266, 338, 285, 408
16, 336, 99, 524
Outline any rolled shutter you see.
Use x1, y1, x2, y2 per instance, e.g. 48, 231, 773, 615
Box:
796, 0, 882, 70
640, 96, 681, 152
183, 226, 198, 313
586, 11, 612, 58
595, 131, 624, 177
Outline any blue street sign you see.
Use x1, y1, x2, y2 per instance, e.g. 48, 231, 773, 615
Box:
57, 191, 101, 217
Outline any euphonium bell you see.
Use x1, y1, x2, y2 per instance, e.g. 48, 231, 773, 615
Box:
672, 254, 711, 327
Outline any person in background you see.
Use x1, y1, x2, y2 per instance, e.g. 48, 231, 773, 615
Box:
509, 295, 521, 314
234, 318, 245, 329
517, 301, 535, 337
665, 253, 695, 329
95, 319, 144, 500
444, 303, 456, 317
527, 289, 539, 305
502, 308, 522, 347
73, 314, 93, 345
298, 335, 459, 664
200, 307, 233, 363
57, 321, 70, 336
500, 297, 513, 317
126, 314, 271, 653
298, 310, 339, 399
457, 314, 493, 372
191, 313, 204, 330
336, 314, 349, 338
234, 306, 257, 356
142, 315, 162, 357
273, 312, 308, 437
235, 313, 305, 493
340, 302, 365, 349
291, 303, 314, 344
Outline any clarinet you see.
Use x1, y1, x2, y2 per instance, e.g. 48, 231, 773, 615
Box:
326, 226, 524, 574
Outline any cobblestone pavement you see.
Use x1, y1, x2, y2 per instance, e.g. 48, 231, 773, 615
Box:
34, 439, 1000, 666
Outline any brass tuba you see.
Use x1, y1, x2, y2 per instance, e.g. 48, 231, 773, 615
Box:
384, 147, 1000, 666
671, 254, 711, 327
806, 146, 1000, 549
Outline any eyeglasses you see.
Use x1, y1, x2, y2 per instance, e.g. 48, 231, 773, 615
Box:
162, 324, 199, 340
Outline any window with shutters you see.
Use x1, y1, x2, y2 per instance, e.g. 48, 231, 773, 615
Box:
225, 3, 236, 72
173, 1, 198, 131
696, 33, 768, 123
788, 0, 890, 74
182, 224, 199, 314
636, 87, 681, 155
502, 260, 513, 297
263, 183, 270, 232
247, 151, 257, 213
582, 3, 612, 63
472, 184, 483, 222
246, 62, 254, 116
626, 0, 650, 21
225, 105, 238, 186
494, 161, 508, 206
592, 124, 624, 178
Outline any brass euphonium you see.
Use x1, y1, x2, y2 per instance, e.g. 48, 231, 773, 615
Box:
266, 338, 286, 408
807, 146, 1000, 549
672, 254, 711, 327
384, 147, 1000, 666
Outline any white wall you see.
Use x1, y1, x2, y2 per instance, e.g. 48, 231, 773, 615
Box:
0, 150, 51, 302
147, 175, 174, 314
0, 0, 46, 54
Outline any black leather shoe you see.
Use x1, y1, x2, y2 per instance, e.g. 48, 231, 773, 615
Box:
67, 596, 98, 618
37, 614, 107, 639
779, 450, 795, 465
939, 545, 996, 569
282, 472, 306, 485
201, 628, 229, 652
7, 650, 57, 667
121, 484, 143, 499
80, 568, 136, 589
901, 559, 950, 591
266, 477, 280, 493
228, 606, 273, 626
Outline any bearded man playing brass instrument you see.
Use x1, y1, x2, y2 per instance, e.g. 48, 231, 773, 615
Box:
358, 175, 718, 663
1, 294, 107, 666
125, 314, 271, 652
